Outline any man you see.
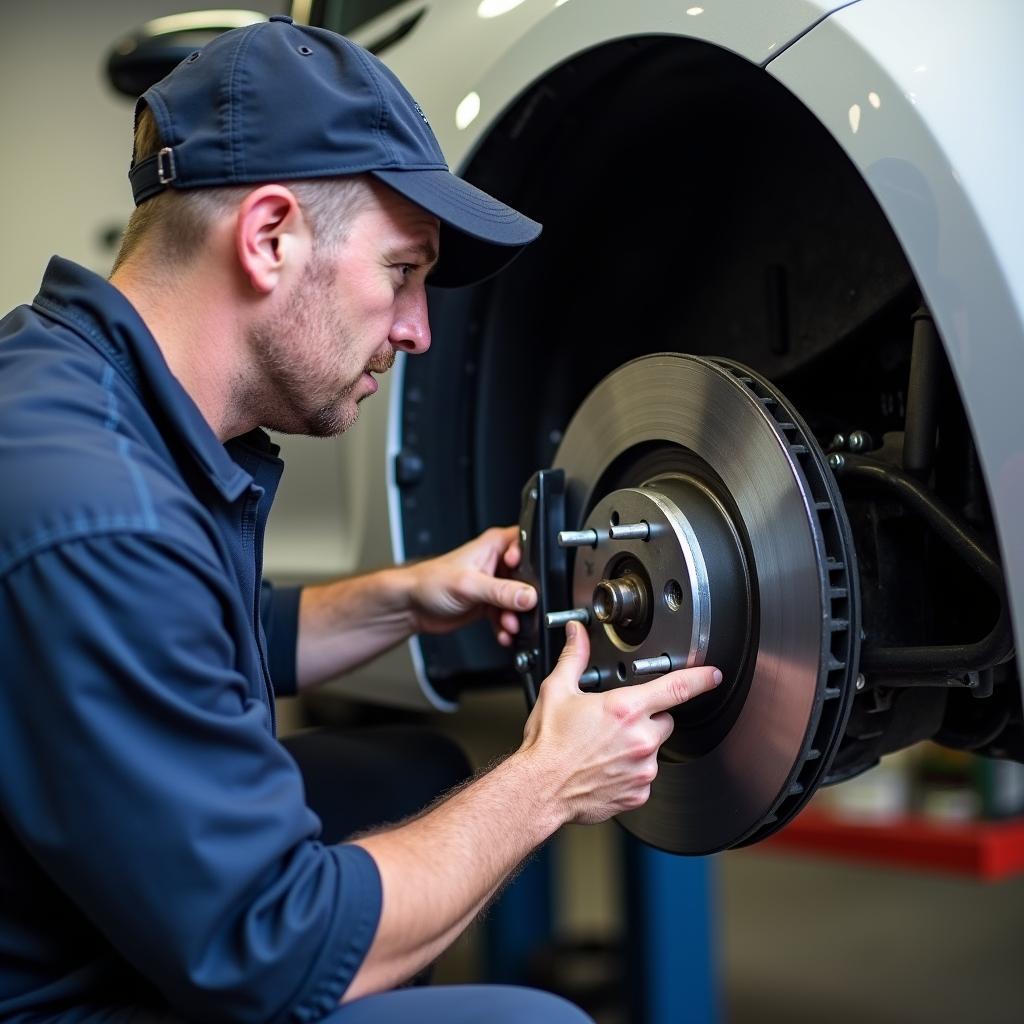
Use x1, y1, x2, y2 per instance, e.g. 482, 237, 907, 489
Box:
0, 17, 721, 1024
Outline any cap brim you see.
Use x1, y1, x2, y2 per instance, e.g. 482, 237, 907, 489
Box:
372, 168, 542, 288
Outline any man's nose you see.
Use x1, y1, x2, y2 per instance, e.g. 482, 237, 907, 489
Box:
389, 287, 431, 355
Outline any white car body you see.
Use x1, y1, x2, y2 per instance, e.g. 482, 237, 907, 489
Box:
265, 0, 1022, 716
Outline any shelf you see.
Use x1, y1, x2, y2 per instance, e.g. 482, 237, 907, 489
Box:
760, 808, 1024, 880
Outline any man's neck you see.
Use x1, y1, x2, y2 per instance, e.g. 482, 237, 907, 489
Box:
110, 259, 255, 441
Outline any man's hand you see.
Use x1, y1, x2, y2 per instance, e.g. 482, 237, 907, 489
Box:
403, 525, 536, 644
344, 617, 720, 1000
520, 620, 722, 824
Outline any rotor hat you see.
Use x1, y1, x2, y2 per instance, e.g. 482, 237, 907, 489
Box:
128, 15, 541, 287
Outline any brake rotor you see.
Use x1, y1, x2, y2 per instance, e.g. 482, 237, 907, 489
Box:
552, 353, 860, 853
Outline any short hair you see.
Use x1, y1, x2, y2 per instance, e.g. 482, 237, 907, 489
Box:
111, 107, 371, 273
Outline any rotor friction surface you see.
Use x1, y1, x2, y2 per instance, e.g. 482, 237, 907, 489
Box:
553, 353, 854, 853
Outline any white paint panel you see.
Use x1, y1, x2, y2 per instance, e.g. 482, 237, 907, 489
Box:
768, 0, 1024, 687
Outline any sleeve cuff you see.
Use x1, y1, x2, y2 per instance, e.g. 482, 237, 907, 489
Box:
287, 844, 383, 1024
265, 584, 302, 697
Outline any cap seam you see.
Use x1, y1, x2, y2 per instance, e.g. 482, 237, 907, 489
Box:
142, 91, 176, 154
350, 44, 396, 166
226, 25, 262, 181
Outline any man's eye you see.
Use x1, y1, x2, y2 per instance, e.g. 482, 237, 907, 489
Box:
393, 263, 416, 279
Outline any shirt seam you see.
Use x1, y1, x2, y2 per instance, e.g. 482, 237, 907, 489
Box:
33, 294, 143, 399
98, 363, 159, 531
0, 524, 216, 584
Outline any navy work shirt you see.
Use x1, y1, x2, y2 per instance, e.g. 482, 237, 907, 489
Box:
0, 258, 381, 1023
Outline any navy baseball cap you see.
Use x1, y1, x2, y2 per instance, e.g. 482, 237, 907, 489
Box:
128, 15, 541, 287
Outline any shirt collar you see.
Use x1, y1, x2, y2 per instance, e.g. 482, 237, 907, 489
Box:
32, 256, 273, 502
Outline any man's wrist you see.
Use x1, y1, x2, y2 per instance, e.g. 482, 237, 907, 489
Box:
374, 563, 419, 632
500, 745, 572, 842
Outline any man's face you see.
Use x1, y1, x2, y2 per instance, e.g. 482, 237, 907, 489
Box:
248, 182, 439, 437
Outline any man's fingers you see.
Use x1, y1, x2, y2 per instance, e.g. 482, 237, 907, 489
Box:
485, 525, 520, 565
546, 620, 590, 689
484, 575, 536, 613
503, 542, 522, 570
492, 610, 520, 647
633, 666, 722, 715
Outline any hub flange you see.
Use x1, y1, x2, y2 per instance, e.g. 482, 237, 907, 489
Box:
572, 475, 751, 710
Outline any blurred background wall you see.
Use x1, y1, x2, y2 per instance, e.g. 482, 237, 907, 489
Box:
0, 0, 281, 313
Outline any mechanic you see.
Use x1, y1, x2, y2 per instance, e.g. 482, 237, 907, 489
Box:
0, 17, 722, 1024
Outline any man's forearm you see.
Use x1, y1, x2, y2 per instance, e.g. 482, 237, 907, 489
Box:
292, 527, 534, 692
295, 568, 415, 691
343, 747, 565, 1001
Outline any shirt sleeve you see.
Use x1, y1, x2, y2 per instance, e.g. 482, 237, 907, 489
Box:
260, 580, 302, 697
0, 533, 380, 1024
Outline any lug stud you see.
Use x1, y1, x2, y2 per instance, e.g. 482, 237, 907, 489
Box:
608, 521, 650, 541
545, 607, 591, 628
558, 529, 600, 548
632, 655, 674, 676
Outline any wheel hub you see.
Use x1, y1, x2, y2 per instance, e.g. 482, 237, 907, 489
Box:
574, 474, 752, 698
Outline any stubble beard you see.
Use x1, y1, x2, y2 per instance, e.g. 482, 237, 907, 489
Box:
247, 256, 393, 438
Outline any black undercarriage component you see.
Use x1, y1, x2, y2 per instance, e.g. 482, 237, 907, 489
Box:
836, 453, 1012, 676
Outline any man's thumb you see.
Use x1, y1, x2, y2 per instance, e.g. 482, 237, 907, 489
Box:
549, 620, 590, 687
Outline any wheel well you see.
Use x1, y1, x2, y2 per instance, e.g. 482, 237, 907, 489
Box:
446, 35, 913, 529
401, 35, 1020, 762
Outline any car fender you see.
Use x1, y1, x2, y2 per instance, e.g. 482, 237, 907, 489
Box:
767, 0, 1024, 697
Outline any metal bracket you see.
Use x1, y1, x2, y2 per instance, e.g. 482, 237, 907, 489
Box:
835, 453, 1013, 674
513, 469, 568, 706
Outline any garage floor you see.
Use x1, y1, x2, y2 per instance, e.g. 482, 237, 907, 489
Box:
720, 852, 1024, 1024
410, 689, 1024, 1024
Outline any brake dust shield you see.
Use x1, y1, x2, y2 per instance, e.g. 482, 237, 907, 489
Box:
549, 353, 860, 854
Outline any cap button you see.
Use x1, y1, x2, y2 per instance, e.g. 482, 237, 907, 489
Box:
269, 14, 294, 23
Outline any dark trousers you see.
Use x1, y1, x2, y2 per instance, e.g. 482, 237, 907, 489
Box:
281, 724, 473, 842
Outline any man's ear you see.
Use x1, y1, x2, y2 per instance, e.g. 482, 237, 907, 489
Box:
234, 185, 310, 294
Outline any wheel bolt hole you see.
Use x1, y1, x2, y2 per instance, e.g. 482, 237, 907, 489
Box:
664, 579, 683, 612
610, 510, 620, 526
616, 662, 627, 682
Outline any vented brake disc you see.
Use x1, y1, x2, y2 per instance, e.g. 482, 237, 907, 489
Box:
549, 353, 861, 854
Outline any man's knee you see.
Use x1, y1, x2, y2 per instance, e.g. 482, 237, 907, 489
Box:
475, 986, 594, 1024
325, 984, 593, 1024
